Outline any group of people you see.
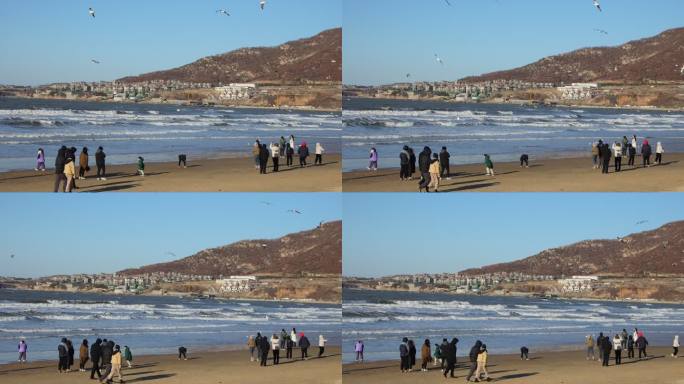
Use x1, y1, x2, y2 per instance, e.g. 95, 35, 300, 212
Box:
47, 146, 111, 192
584, 328, 679, 367
52, 337, 133, 383
246, 328, 327, 367
394, 337, 491, 382
252, 135, 325, 174
591, 135, 665, 174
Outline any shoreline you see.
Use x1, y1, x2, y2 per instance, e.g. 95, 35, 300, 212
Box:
343, 153, 684, 192
0, 346, 342, 384
342, 347, 679, 384
0, 154, 342, 192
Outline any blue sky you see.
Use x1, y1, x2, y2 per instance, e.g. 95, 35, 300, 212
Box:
344, 0, 684, 85
0, 0, 341, 85
343, 193, 684, 277
0, 193, 341, 278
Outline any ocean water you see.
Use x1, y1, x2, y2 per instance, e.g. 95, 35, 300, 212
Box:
342, 290, 684, 363
0, 290, 341, 364
0, 98, 341, 172
342, 98, 684, 171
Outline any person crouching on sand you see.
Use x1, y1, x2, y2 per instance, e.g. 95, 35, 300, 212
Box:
137, 156, 145, 177
428, 153, 441, 192
399, 337, 410, 373
420, 339, 432, 372
473, 343, 490, 382
672, 335, 679, 358
315, 142, 324, 165
318, 334, 327, 357
178, 346, 188, 360
368, 148, 378, 171
484, 154, 495, 177
520, 346, 529, 360
585, 335, 595, 360
18, 338, 27, 363
124, 346, 133, 368
355, 340, 364, 362
247, 335, 256, 362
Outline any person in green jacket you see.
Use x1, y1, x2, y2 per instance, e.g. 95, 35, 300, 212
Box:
123, 346, 133, 368
484, 154, 495, 176
137, 156, 145, 177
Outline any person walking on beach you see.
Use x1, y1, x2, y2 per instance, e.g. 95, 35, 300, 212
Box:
655, 142, 664, 165
298, 142, 310, 167
432, 340, 442, 368
484, 154, 495, 176
269, 142, 280, 172
255, 333, 263, 362
586, 335, 595, 360
66, 338, 75, 371
286, 144, 294, 167
465, 340, 483, 382
103, 345, 123, 384
271, 334, 280, 365
641, 139, 652, 167
443, 338, 458, 378
247, 335, 257, 362
36, 148, 46, 172
627, 144, 636, 167
136, 156, 145, 177
428, 153, 441, 192
286, 334, 294, 360
368, 147, 378, 171
613, 334, 622, 365
79, 339, 89, 372
123, 346, 132, 368
58, 338, 69, 373
622, 136, 629, 157
636, 334, 648, 359
439, 146, 450, 178
399, 146, 410, 181
408, 146, 417, 180
53, 146, 67, 192
279, 136, 286, 157
299, 333, 310, 360
612, 141, 622, 172
355, 340, 364, 362
474, 344, 490, 382
418, 146, 432, 192
252, 141, 261, 170
600, 142, 611, 174
318, 334, 327, 357
601, 334, 612, 366
95, 146, 107, 181
78, 147, 89, 180
620, 329, 628, 350
407, 339, 416, 371
18, 338, 27, 363
439, 338, 449, 371
315, 142, 324, 165
178, 346, 188, 360
420, 339, 432, 372
399, 337, 410, 373
591, 142, 600, 169
100, 340, 114, 378
259, 144, 269, 174
672, 335, 679, 358
90, 338, 102, 379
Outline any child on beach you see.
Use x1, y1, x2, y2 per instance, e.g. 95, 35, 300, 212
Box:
137, 156, 145, 176
36, 148, 46, 171
18, 338, 27, 363
178, 154, 187, 168
474, 344, 490, 382
484, 154, 495, 176
318, 334, 327, 357
104, 345, 123, 383
656, 142, 664, 165
368, 147, 378, 171
355, 340, 364, 362
315, 142, 324, 165
124, 345, 133, 368
433, 341, 442, 367
64, 150, 76, 193
428, 153, 440, 192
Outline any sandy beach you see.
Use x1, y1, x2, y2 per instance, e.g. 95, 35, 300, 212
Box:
342, 347, 682, 384
0, 346, 341, 384
0, 154, 341, 192
343, 153, 684, 192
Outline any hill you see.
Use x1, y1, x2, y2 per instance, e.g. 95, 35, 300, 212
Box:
461, 221, 684, 277
118, 28, 341, 84
119, 221, 341, 277
461, 27, 684, 84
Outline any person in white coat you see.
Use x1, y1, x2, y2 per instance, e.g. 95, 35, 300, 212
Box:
631, 135, 638, 154
289, 135, 295, 156
271, 334, 280, 364
612, 142, 622, 172
318, 335, 327, 357
315, 143, 325, 165
613, 335, 623, 365
290, 328, 298, 347
673, 335, 679, 358
655, 142, 664, 165
269, 142, 280, 172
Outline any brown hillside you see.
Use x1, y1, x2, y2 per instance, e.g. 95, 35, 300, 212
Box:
119, 221, 341, 277
461, 221, 684, 277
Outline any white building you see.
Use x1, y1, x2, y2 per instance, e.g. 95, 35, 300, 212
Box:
216, 276, 257, 293
215, 83, 257, 100
558, 275, 599, 293
557, 83, 599, 100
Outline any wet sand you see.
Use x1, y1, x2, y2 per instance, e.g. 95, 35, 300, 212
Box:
0, 154, 341, 192
343, 154, 684, 192
0, 346, 341, 384
342, 347, 681, 384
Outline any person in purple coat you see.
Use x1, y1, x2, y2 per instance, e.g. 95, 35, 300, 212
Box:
35, 148, 46, 171
18, 339, 28, 363
368, 148, 378, 171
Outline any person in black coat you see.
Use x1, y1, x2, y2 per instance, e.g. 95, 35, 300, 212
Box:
408, 147, 416, 179
58, 338, 69, 373
600, 143, 612, 174
407, 339, 416, 371
439, 339, 449, 370
465, 340, 483, 381
641, 140, 652, 167
258, 144, 269, 174
66, 339, 75, 371
601, 335, 612, 366
53, 146, 67, 192
627, 144, 636, 166
443, 338, 458, 378
259, 336, 270, 366
100, 340, 114, 380
399, 337, 409, 372
418, 146, 432, 192
399, 146, 410, 181
439, 147, 450, 178
90, 338, 102, 379
95, 146, 106, 180
299, 334, 311, 360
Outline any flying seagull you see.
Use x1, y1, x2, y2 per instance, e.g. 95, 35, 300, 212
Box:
593, 0, 602, 12
593, 28, 608, 35
91, 59, 100, 64
216, 9, 230, 16
260, 1, 267, 10
89, 7, 95, 18
260, 201, 272, 206
435, 54, 444, 66
406, 73, 411, 78
287, 209, 302, 215
636, 220, 648, 225
444, 0, 452, 6
10, 254, 14, 259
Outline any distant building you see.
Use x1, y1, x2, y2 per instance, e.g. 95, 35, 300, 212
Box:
557, 83, 599, 100
215, 83, 257, 100
216, 276, 257, 293
558, 275, 599, 293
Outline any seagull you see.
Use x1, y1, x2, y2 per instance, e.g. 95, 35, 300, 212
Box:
593, 28, 608, 35
10, 254, 14, 259
406, 73, 411, 78
165, 251, 177, 258
444, 0, 452, 5
89, 7, 95, 18
91, 59, 100, 64
216, 9, 230, 16
260, 1, 267, 10
260, 201, 272, 206
287, 209, 302, 215
435, 54, 444, 66
593, 0, 602, 12
636, 220, 648, 225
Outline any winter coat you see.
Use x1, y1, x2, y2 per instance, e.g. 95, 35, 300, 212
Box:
421, 344, 431, 362
260, 337, 270, 353
399, 150, 409, 165
101, 342, 113, 364
477, 350, 488, 364
124, 347, 132, 361
641, 143, 652, 157
298, 145, 309, 158
613, 338, 622, 351
656, 143, 664, 154
259, 145, 270, 162
591, 145, 599, 156
63, 158, 76, 177
95, 149, 106, 166
429, 160, 440, 174
399, 342, 409, 357
636, 337, 648, 349
439, 150, 450, 166
137, 158, 145, 171
54, 148, 66, 173
674, 336, 680, 348
369, 150, 378, 162
37, 150, 45, 163
484, 155, 494, 169
90, 341, 102, 362
315, 143, 324, 155
354, 342, 364, 352
418, 148, 432, 173
80, 344, 88, 360
469, 341, 482, 362
319, 335, 327, 348
269, 144, 280, 158
79, 152, 88, 168
247, 336, 256, 348
271, 337, 280, 350
299, 336, 310, 349
110, 351, 121, 366
58, 343, 68, 357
